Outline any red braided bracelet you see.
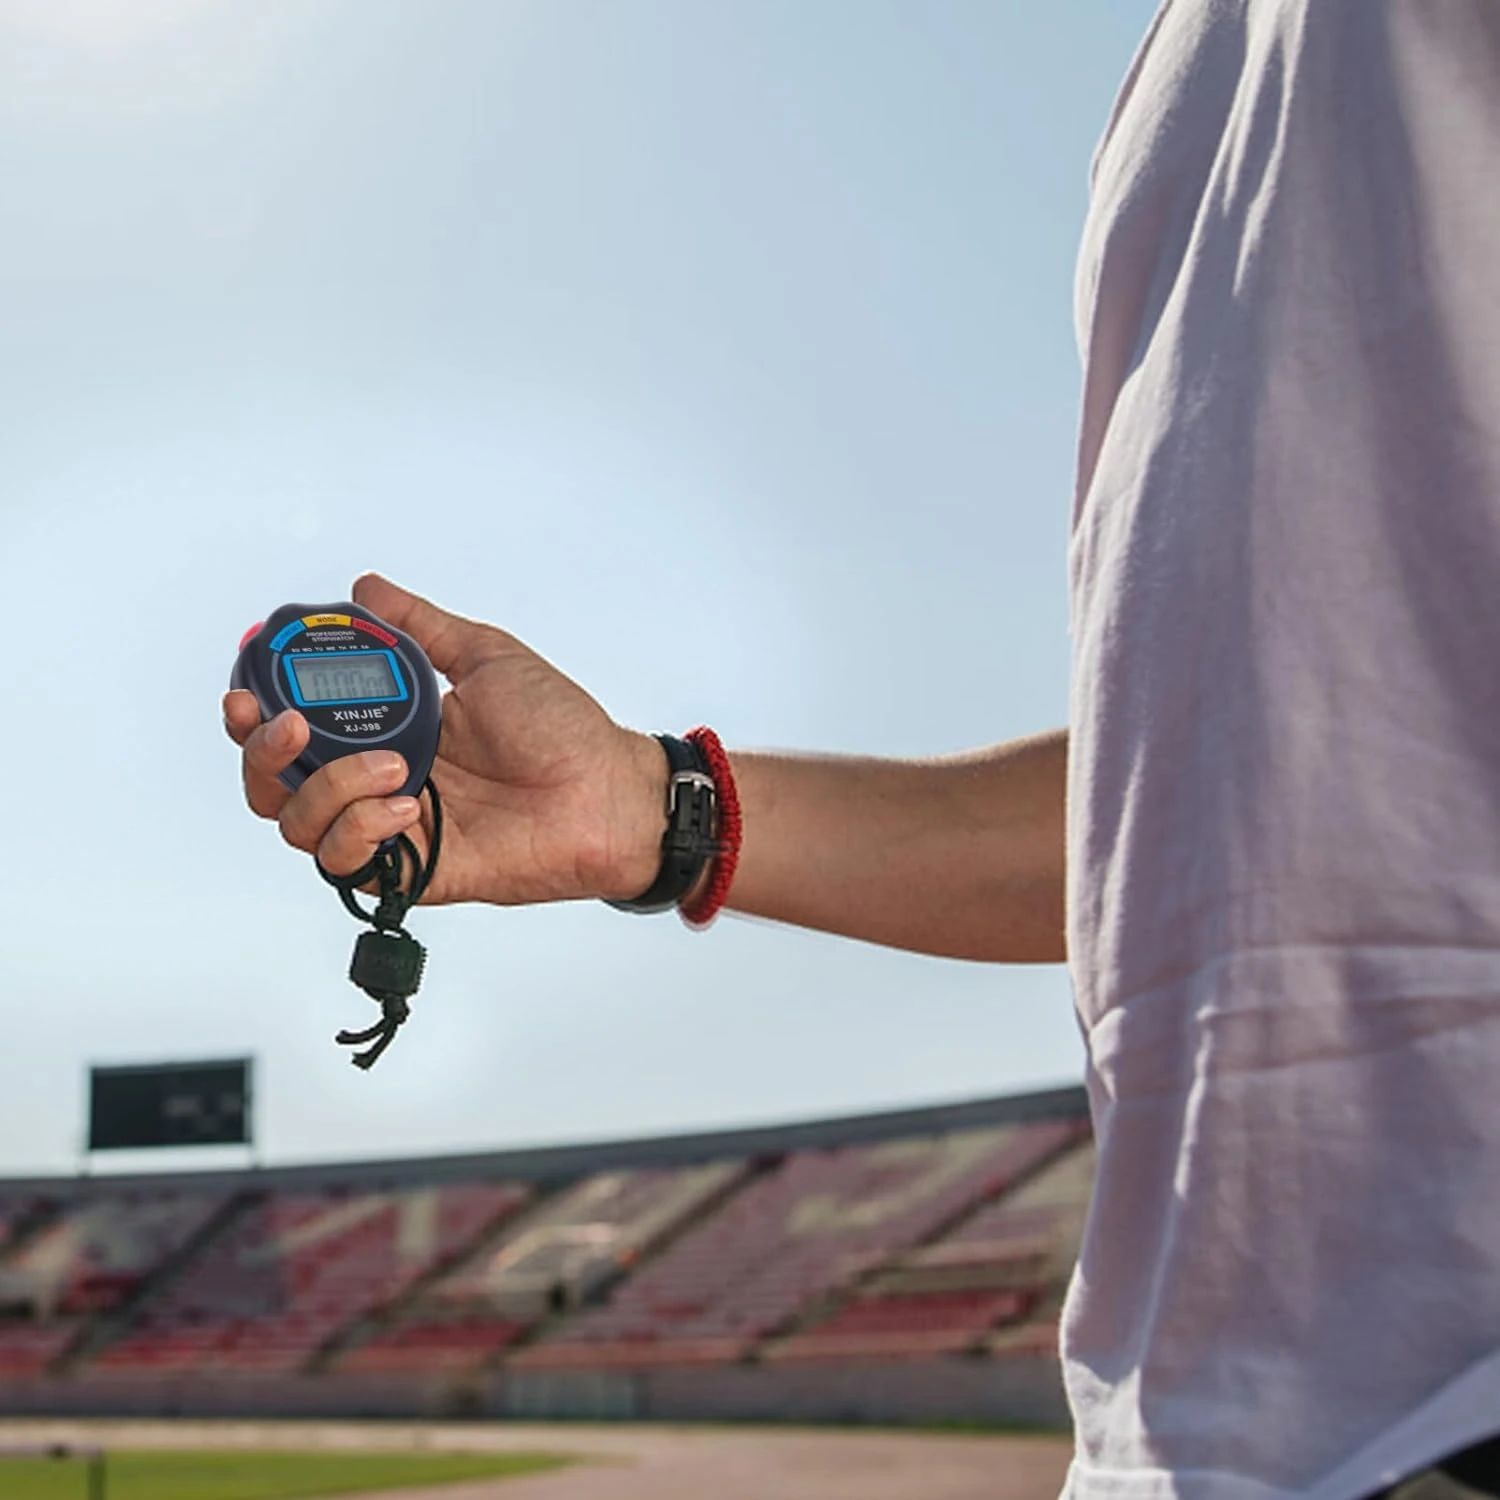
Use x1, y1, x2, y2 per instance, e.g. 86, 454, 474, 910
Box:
679, 725, 742, 929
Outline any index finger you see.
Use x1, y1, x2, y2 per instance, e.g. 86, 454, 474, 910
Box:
224, 695, 309, 820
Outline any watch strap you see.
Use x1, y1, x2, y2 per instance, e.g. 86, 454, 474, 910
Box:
606, 734, 718, 914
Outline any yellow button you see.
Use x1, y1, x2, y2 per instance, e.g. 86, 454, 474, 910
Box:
301, 613, 352, 627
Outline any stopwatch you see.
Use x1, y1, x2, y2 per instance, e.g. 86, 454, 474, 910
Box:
231, 601, 445, 1070
231, 602, 441, 800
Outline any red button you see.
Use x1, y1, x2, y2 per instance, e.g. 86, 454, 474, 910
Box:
238, 621, 265, 651
352, 616, 397, 646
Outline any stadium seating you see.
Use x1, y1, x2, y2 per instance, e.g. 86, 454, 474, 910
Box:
987, 1317, 1063, 1357
0, 1199, 41, 1256
0, 1321, 76, 1379
863, 1136, 1095, 1294
0, 1091, 1094, 1423
766, 1288, 1032, 1360
765, 1137, 1094, 1361
0, 1191, 227, 1380
0, 1191, 226, 1318
332, 1311, 531, 1372
92, 1181, 528, 1374
337, 1161, 746, 1373
516, 1119, 1081, 1368
939, 1138, 1094, 1273
973, 1141, 1095, 1357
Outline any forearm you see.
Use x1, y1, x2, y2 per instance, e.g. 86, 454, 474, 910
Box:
719, 728, 1067, 963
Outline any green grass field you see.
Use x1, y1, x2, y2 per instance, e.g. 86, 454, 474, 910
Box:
0, 1448, 574, 1500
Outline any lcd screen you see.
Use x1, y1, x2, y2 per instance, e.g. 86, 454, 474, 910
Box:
287, 651, 403, 704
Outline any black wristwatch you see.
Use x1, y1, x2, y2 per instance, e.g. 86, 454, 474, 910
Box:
606, 734, 719, 914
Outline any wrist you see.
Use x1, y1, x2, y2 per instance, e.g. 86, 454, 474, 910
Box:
597, 729, 671, 902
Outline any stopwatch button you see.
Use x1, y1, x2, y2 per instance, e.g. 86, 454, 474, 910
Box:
238, 621, 265, 650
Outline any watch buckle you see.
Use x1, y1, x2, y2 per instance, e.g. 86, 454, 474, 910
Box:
667, 769, 715, 817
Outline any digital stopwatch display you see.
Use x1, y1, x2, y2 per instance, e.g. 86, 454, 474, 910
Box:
285, 650, 407, 707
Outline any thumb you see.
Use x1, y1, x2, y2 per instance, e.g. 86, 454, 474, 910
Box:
351, 574, 504, 679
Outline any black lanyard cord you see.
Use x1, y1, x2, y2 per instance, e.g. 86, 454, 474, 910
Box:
315, 777, 444, 1068
318, 775, 444, 927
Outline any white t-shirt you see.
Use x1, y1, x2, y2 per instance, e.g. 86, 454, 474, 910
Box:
1064, 3, 1500, 1498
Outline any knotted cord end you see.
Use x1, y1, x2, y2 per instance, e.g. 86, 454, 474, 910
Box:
336, 995, 412, 1070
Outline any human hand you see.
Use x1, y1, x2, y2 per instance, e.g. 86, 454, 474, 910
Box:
222, 574, 668, 906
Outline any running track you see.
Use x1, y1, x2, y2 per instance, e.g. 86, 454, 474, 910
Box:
0, 1417, 1074, 1500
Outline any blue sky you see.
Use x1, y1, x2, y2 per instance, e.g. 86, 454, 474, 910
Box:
0, 0, 1157, 1174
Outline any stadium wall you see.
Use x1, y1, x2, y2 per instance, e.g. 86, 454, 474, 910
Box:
0, 1357, 1069, 1430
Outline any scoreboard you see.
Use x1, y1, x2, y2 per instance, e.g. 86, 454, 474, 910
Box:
88, 1059, 252, 1151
